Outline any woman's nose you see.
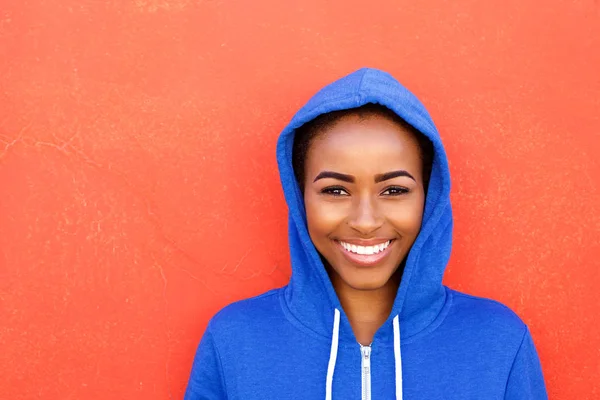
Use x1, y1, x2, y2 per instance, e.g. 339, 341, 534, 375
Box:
347, 196, 383, 236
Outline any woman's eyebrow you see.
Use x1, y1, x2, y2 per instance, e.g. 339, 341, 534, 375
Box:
313, 170, 416, 183
313, 171, 355, 183
375, 170, 416, 183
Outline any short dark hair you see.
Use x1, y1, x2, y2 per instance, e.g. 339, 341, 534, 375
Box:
292, 103, 434, 193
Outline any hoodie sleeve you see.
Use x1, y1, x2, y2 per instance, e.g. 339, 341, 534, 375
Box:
504, 327, 548, 400
184, 325, 228, 400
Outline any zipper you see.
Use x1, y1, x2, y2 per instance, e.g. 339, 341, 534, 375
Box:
360, 345, 372, 400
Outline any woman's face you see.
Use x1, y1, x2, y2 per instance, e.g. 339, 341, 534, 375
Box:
303, 114, 426, 292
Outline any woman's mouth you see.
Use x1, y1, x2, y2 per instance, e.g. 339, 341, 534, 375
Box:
335, 239, 394, 267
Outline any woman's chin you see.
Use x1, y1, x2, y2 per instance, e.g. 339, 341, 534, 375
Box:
324, 258, 403, 293
339, 273, 395, 292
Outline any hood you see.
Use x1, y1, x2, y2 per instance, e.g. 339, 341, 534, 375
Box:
276, 67, 453, 345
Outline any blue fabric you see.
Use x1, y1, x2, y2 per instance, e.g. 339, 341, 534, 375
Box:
184, 68, 548, 399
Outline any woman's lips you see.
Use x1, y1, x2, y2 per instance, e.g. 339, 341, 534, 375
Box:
335, 239, 395, 267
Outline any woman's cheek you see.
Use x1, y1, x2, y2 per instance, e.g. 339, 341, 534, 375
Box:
306, 196, 349, 228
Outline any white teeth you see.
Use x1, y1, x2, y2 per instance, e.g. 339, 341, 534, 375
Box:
339, 240, 391, 255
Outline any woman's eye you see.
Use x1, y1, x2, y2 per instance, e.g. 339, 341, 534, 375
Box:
321, 187, 349, 196
382, 186, 409, 196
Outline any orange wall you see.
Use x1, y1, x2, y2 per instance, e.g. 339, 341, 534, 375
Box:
1, 1, 598, 398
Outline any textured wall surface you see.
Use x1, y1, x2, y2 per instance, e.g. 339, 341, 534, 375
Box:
1, 1, 599, 398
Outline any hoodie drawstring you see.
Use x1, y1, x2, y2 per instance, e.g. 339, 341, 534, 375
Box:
326, 309, 340, 400
326, 309, 404, 399
393, 315, 403, 400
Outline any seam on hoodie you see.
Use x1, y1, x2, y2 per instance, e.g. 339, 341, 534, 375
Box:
214, 288, 280, 313
205, 324, 230, 397
245, 288, 280, 301
356, 67, 369, 103
277, 285, 329, 342
421, 209, 452, 250
502, 326, 529, 397
299, 89, 438, 141
368, 92, 438, 133
278, 288, 359, 349
299, 94, 362, 121
450, 291, 526, 317
400, 286, 453, 344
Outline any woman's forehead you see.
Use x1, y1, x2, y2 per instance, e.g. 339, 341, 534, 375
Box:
307, 115, 422, 164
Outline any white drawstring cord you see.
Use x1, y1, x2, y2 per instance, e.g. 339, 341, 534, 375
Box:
326, 308, 341, 400
393, 315, 403, 400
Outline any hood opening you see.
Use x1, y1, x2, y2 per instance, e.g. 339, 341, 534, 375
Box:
277, 67, 453, 344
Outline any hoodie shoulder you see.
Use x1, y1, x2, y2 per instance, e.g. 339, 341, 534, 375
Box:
447, 288, 528, 340
208, 288, 285, 339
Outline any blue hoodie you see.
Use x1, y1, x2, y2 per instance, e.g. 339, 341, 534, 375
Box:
184, 68, 548, 399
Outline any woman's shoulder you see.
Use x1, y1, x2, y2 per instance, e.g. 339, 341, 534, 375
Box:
206, 287, 286, 336
446, 287, 529, 338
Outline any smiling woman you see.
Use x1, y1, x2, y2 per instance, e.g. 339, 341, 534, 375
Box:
297, 106, 430, 344
183, 68, 548, 399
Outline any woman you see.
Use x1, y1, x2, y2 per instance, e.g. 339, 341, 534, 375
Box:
184, 68, 548, 399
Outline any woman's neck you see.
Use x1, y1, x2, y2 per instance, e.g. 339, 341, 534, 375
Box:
331, 272, 400, 346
